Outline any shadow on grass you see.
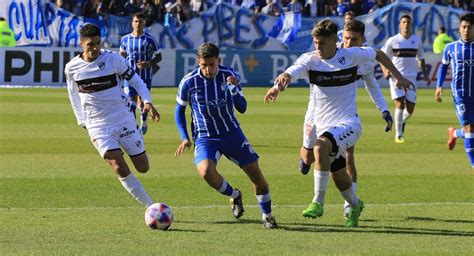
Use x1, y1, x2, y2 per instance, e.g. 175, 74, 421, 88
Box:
405, 216, 474, 224
277, 222, 474, 237
177, 219, 262, 225
167, 228, 207, 233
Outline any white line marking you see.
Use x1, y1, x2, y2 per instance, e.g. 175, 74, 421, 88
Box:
0, 202, 472, 211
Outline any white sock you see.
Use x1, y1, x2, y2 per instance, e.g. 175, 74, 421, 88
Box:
395, 108, 403, 137
312, 170, 330, 205
345, 182, 357, 206
340, 185, 359, 208
402, 109, 412, 123
118, 173, 154, 207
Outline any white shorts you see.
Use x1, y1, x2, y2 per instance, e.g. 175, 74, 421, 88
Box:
302, 108, 317, 149
87, 121, 145, 157
319, 122, 362, 160
389, 75, 417, 103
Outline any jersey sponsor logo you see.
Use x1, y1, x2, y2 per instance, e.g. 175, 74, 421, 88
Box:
76, 74, 117, 93
309, 66, 358, 87
392, 48, 417, 57
208, 98, 227, 107
457, 59, 474, 66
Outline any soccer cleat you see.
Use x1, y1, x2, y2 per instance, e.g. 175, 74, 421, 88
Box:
263, 217, 278, 229
346, 200, 365, 228
230, 189, 244, 219
299, 159, 311, 175
447, 127, 457, 150
394, 136, 405, 144
302, 202, 324, 219
140, 122, 148, 135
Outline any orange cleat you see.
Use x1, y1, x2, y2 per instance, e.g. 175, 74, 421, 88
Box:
447, 127, 457, 151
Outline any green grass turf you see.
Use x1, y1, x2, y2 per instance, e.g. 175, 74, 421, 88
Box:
0, 87, 473, 255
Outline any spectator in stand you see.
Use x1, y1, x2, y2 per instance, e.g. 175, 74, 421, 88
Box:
261, 0, 283, 16
0, 17, 16, 47
54, 0, 73, 11
369, 0, 387, 13
349, 0, 365, 16
169, 0, 194, 25
433, 27, 454, 54
323, 0, 336, 16
124, 0, 143, 16
304, 0, 318, 17
336, 0, 349, 16
108, 0, 127, 15
241, 0, 257, 10
152, 0, 167, 24
190, 0, 206, 14
141, 0, 157, 26
286, 0, 303, 12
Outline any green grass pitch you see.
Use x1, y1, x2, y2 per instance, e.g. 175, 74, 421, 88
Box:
0, 87, 473, 255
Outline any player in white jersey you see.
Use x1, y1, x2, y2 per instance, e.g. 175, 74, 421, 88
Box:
264, 19, 411, 227
298, 20, 393, 219
65, 24, 160, 208
381, 15, 430, 143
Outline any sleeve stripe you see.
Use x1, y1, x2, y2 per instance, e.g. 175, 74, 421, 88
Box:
176, 96, 188, 106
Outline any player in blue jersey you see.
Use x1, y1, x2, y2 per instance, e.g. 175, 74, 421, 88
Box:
120, 13, 161, 135
174, 43, 278, 229
435, 12, 474, 173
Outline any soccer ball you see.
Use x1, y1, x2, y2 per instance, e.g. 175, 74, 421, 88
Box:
144, 203, 173, 230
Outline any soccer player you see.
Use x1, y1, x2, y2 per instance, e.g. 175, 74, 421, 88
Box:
435, 12, 474, 172
297, 20, 393, 219
264, 19, 411, 227
65, 24, 160, 208
337, 11, 355, 42
174, 43, 278, 229
381, 15, 430, 143
120, 13, 161, 135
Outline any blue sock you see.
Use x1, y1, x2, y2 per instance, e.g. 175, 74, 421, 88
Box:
256, 193, 272, 217
464, 133, 474, 167
217, 180, 236, 197
455, 128, 465, 138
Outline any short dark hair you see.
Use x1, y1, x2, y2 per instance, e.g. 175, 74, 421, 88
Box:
312, 19, 338, 38
439, 27, 446, 33
80, 23, 101, 38
197, 42, 219, 59
400, 15, 412, 22
344, 20, 365, 35
345, 11, 355, 17
0, 17, 5, 22
460, 12, 474, 24
132, 12, 146, 20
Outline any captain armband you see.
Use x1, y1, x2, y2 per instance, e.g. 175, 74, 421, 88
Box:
121, 67, 136, 81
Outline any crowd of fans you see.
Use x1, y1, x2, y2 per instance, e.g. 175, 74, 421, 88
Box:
54, 0, 474, 26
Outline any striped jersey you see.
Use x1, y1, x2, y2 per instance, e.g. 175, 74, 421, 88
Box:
120, 32, 160, 81
176, 66, 243, 139
65, 49, 152, 129
381, 33, 424, 77
441, 40, 474, 98
285, 47, 377, 135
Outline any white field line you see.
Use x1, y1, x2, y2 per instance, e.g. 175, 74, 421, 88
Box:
0, 202, 472, 211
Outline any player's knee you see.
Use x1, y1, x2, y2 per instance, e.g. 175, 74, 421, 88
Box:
135, 162, 149, 173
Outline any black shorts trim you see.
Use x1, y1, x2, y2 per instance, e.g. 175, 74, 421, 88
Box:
320, 132, 338, 156
129, 150, 146, 157
330, 155, 346, 172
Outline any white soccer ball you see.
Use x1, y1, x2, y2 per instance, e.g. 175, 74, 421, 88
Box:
145, 203, 173, 230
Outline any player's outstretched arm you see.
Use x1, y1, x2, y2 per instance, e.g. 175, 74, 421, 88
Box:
174, 103, 191, 156
175, 139, 191, 157
227, 76, 247, 113
264, 73, 291, 103
435, 63, 449, 103
142, 103, 160, 122
374, 49, 412, 90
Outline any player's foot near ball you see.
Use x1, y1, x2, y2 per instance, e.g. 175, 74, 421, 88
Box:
447, 127, 457, 150
263, 217, 278, 229
230, 189, 244, 219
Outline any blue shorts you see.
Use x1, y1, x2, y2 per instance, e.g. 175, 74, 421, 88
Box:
124, 79, 151, 97
454, 96, 474, 126
194, 129, 259, 168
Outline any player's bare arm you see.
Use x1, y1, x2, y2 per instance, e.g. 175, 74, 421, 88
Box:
264, 73, 291, 103
419, 59, 431, 86
142, 103, 160, 122
435, 87, 443, 102
175, 139, 191, 157
375, 49, 411, 90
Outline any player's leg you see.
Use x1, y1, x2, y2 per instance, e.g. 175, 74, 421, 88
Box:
98, 122, 154, 207
343, 145, 357, 218
401, 77, 417, 134
302, 133, 333, 219
447, 126, 465, 150
241, 161, 277, 228
194, 138, 243, 217
390, 77, 407, 143
463, 123, 474, 175
331, 166, 364, 227
300, 106, 317, 174
139, 80, 152, 135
